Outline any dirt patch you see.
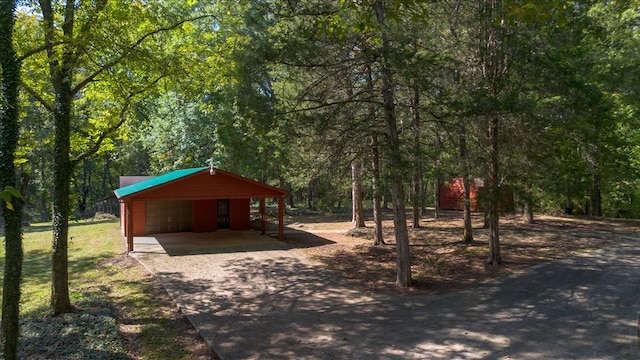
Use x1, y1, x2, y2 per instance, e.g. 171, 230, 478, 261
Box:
281, 211, 640, 295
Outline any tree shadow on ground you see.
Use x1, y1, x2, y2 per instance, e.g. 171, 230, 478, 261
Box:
149, 230, 335, 256
158, 237, 291, 256
280, 229, 336, 249
150, 243, 640, 359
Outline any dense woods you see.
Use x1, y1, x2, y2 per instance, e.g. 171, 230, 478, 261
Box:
13, 0, 640, 220
2, 0, 640, 326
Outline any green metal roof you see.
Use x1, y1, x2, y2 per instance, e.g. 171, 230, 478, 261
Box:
114, 167, 207, 199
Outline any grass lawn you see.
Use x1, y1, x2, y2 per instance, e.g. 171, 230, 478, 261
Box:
0, 218, 215, 359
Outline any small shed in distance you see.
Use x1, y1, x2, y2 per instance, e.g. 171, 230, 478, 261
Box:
439, 178, 514, 212
114, 167, 289, 252
439, 178, 482, 211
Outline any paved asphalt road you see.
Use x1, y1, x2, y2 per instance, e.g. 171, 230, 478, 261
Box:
132, 233, 640, 359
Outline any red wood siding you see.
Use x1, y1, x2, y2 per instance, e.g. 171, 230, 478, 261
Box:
193, 199, 218, 232
230, 198, 251, 230
439, 178, 480, 211
132, 200, 146, 236
129, 171, 284, 201
439, 178, 514, 212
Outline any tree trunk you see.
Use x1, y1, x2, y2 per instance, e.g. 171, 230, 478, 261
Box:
382, 184, 389, 209
351, 160, 365, 228
524, 197, 534, 224
51, 96, 74, 314
459, 123, 473, 243
478, 0, 506, 265
1, 200, 23, 360
433, 132, 442, 220
412, 172, 422, 228
486, 115, 501, 265
42, 0, 74, 315
288, 186, 295, 208
366, 63, 384, 245
102, 153, 110, 197
462, 176, 474, 242
38, 153, 49, 221
277, 176, 294, 208
0, 1, 25, 357
410, 84, 422, 229
590, 173, 602, 217
482, 190, 490, 229
521, 183, 534, 224
370, 135, 385, 245
375, 0, 411, 287
38, 0, 164, 314
78, 160, 91, 218
565, 181, 573, 215
307, 180, 314, 210
432, 177, 440, 219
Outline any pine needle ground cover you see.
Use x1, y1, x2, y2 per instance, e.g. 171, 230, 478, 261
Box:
0, 219, 215, 359
283, 210, 640, 294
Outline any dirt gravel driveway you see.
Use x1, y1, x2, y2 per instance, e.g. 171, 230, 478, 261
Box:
132, 232, 640, 359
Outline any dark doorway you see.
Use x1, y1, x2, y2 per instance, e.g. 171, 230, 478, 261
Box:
217, 199, 230, 229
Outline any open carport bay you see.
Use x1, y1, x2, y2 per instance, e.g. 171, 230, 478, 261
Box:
132, 231, 289, 256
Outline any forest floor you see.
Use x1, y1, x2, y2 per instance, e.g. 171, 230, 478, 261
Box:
281, 209, 640, 294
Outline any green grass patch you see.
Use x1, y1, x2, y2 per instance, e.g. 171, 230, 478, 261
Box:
0, 219, 214, 359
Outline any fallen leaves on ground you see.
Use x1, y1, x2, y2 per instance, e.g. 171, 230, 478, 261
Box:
283, 211, 640, 295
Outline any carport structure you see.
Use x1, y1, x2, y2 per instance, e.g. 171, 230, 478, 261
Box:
114, 167, 289, 252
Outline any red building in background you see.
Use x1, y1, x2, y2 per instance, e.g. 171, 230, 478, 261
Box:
439, 178, 514, 212
439, 178, 482, 211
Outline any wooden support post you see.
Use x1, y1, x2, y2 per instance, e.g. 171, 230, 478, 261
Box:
278, 196, 284, 240
126, 202, 134, 252
260, 197, 266, 235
